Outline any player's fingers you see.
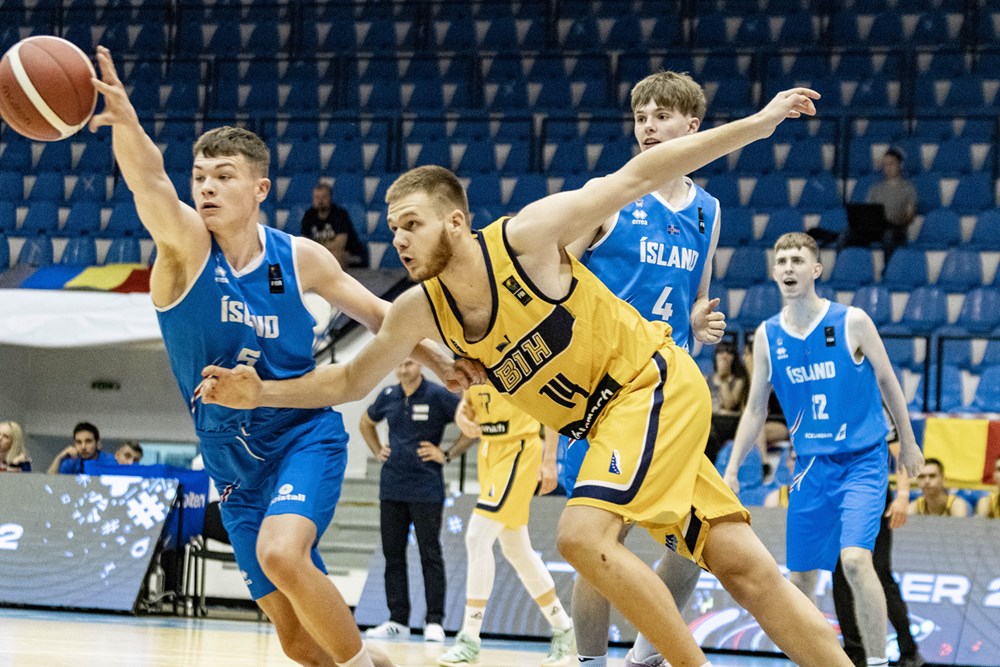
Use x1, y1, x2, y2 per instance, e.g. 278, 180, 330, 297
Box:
201, 365, 228, 378
706, 297, 721, 311
95, 45, 122, 84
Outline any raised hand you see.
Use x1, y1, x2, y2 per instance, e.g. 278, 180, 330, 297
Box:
755, 88, 820, 137
88, 46, 138, 132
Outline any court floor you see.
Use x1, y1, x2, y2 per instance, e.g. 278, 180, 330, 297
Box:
0, 608, 794, 666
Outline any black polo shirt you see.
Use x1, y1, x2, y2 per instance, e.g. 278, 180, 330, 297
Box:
367, 378, 459, 503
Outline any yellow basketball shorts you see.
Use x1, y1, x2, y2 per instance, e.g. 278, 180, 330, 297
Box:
567, 344, 749, 569
473, 434, 542, 528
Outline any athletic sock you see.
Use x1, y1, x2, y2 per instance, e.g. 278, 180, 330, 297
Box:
576, 655, 607, 666
542, 601, 573, 632
461, 604, 485, 640
337, 643, 375, 667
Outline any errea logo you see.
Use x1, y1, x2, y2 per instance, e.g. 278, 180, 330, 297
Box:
214, 265, 229, 283
271, 483, 306, 505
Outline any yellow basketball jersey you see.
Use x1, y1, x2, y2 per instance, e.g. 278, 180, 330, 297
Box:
467, 383, 540, 444
423, 218, 671, 440
916, 494, 956, 516
988, 491, 999, 519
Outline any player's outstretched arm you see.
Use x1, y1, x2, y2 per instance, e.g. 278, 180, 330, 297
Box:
723, 325, 773, 493
202, 287, 445, 409
88, 46, 202, 251
507, 88, 819, 254
850, 308, 923, 478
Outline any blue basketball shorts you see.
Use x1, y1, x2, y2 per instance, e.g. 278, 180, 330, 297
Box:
216, 410, 348, 599
786, 441, 888, 572
557, 434, 589, 495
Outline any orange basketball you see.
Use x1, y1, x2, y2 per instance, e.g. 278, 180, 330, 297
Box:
0, 36, 97, 142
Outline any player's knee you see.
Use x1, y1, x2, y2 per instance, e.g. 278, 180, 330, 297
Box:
839, 547, 873, 581
556, 523, 589, 566
257, 540, 307, 587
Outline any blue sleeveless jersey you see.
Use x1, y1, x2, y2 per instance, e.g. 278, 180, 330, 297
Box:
582, 182, 718, 351
156, 225, 322, 439
765, 301, 888, 457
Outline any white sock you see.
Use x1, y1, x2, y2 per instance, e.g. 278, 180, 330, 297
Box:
866, 659, 888, 667
576, 655, 607, 666
542, 600, 573, 632
337, 643, 375, 667
461, 605, 485, 640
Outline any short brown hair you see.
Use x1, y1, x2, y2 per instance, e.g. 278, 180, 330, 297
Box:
193, 126, 270, 177
630, 71, 707, 119
773, 232, 819, 260
386, 166, 470, 221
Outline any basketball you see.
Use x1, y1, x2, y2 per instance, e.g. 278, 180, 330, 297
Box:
0, 35, 97, 142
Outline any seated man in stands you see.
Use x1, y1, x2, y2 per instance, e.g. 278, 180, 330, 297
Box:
909, 458, 970, 517
114, 440, 144, 465
975, 456, 1000, 519
47, 421, 117, 474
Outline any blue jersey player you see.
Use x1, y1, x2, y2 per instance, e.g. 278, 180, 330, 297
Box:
559, 72, 726, 667
724, 232, 923, 667
88, 47, 465, 667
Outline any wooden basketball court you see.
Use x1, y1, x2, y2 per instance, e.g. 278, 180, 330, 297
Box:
0, 608, 794, 666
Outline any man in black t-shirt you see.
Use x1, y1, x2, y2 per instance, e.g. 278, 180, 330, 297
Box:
300, 181, 368, 267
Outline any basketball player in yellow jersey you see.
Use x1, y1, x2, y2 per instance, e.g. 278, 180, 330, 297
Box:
202, 87, 855, 667
437, 385, 574, 666
976, 457, 1000, 518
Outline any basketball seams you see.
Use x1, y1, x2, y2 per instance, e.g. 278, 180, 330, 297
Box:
7, 40, 78, 138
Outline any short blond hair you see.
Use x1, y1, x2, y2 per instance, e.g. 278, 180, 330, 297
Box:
630, 71, 707, 119
193, 126, 270, 177
386, 166, 470, 222
773, 232, 819, 260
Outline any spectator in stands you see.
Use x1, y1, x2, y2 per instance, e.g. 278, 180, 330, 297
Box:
0, 420, 32, 472
976, 457, 1000, 518
300, 181, 368, 268
47, 421, 116, 474
866, 147, 916, 263
114, 440, 144, 465
361, 359, 468, 644
909, 458, 970, 517
708, 341, 748, 460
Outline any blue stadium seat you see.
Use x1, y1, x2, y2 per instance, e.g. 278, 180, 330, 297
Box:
912, 11, 956, 45
915, 209, 962, 249
851, 284, 894, 326
326, 140, 365, 175
68, 172, 108, 203
883, 336, 915, 370
940, 337, 973, 370
723, 246, 768, 287
20, 201, 60, 235
17, 233, 54, 267
104, 234, 142, 264
63, 202, 103, 237
748, 174, 790, 209
718, 208, 753, 246
782, 137, 827, 175
734, 143, 776, 174
0, 171, 24, 202
909, 364, 962, 412
403, 142, 451, 170
704, 175, 741, 208
759, 209, 804, 246
911, 173, 943, 212
734, 282, 782, 330
970, 210, 1000, 250
936, 249, 983, 290
931, 138, 975, 174
592, 140, 634, 175
886, 286, 948, 335
949, 287, 1000, 336
828, 247, 875, 290
60, 234, 97, 266
881, 247, 929, 290
104, 201, 144, 238
466, 175, 504, 209
868, 12, 905, 46
0, 202, 15, 235
950, 173, 995, 214
545, 138, 588, 175
692, 13, 732, 48
35, 142, 72, 171
849, 174, 882, 203
0, 141, 32, 172
968, 365, 1000, 412
798, 174, 841, 211
28, 172, 66, 201
0, 234, 8, 270
507, 175, 548, 210
818, 207, 848, 236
